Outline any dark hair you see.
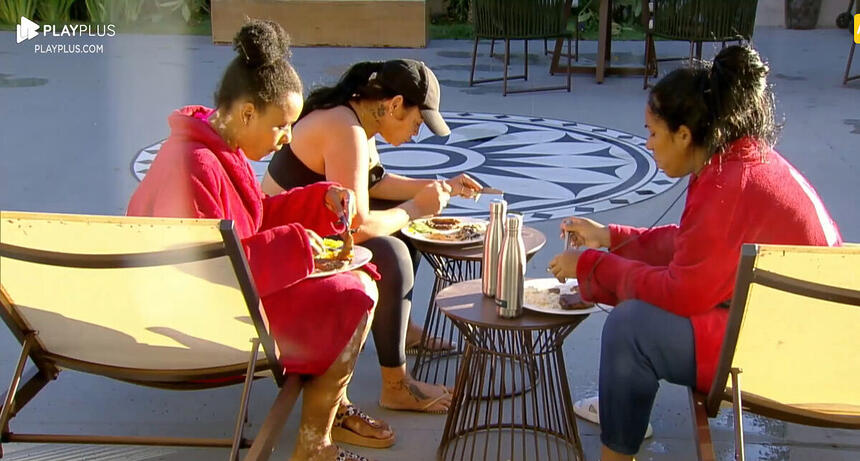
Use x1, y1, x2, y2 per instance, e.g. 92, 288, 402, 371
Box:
299, 61, 417, 121
648, 45, 778, 157
214, 19, 302, 110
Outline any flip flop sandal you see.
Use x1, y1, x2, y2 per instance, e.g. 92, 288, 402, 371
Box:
335, 446, 372, 461
573, 395, 654, 439
332, 404, 395, 448
379, 391, 450, 415
405, 337, 458, 356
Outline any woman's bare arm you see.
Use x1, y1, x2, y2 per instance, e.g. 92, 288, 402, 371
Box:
369, 172, 435, 201
317, 117, 424, 242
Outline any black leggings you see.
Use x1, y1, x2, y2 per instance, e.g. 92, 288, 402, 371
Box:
363, 197, 421, 367
361, 234, 420, 367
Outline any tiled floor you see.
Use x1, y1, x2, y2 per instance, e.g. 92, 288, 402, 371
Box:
134, 111, 679, 221
1, 25, 858, 461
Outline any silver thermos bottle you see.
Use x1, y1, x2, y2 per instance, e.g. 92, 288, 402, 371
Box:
495, 213, 526, 319
482, 199, 507, 297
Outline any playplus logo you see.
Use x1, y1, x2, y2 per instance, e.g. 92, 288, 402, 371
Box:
15, 16, 115, 54
16, 16, 39, 43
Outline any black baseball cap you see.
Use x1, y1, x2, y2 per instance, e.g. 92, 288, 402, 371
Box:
377, 59, 450, 137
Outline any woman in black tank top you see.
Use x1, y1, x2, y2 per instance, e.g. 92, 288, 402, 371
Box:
261, 61, 483, 425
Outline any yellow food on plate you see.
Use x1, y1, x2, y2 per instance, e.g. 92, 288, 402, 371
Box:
318, 238, 353, 261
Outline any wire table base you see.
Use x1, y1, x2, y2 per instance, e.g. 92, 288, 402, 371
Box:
438, 310, 585, 461
410, 227, 546, 391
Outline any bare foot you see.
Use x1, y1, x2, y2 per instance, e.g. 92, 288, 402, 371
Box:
405, 322, 425, 347
404, 322, 456, 353
379, 377, 452, 413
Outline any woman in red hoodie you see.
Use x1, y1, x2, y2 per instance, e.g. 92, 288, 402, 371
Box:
548, 45, 841, 460
127, 20, 389, 461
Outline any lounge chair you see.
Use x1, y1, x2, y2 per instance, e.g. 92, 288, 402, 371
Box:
0, 211, 301, 460
690, 243, 860, 460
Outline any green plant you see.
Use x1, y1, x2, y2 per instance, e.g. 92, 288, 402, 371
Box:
447, 0, 470, 22
85, 0, 148, 24
0, 0, 37, 25
37, 0, 76, 23
154, 0, 209, 23
576, 0, 644, 37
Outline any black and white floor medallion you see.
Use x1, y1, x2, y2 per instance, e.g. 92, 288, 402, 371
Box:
133, 112, 678, 222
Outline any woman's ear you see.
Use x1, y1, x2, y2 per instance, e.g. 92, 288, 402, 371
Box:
239, 102, 256, 126
389, 95, 405, 116
675, 124, 693, 149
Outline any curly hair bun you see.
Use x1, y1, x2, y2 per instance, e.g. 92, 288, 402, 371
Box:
233, 19, 291, 68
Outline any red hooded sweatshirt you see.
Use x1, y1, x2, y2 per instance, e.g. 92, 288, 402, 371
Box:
128, 106, 377, 375
576, 138, 841, 392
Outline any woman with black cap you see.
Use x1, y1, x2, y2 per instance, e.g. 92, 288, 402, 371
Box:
261, 60, 483, 430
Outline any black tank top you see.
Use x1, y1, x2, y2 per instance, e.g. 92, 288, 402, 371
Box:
267, 104, 386, 191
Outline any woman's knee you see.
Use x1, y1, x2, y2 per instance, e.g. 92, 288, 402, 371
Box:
603, 299, 641, 336
364, 236, 414, 291
601, 299, 658, 351
350, 270, 379, 308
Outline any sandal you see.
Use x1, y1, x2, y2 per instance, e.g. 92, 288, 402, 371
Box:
332, 404, 395, 448
378, 382, 452, 415
335, 446, 372, 461
573, 395, 653, 439
404, 336, 458, 356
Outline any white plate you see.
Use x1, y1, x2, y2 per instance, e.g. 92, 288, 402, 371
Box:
400, 217, 488, 246
522, 278, 610, 316
308, 245, 373, 278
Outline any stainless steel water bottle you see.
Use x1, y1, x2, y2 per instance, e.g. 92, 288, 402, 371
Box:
482, 199, 507, 297
495, 213, 526, 319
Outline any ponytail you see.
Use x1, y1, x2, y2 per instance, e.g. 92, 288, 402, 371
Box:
649, 45, 779, 158
299, 60, 417, 121
300, 61, 384, 120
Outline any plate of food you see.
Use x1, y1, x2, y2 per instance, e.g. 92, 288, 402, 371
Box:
401, 217, 488, 245
522, 278, 609, 316
309, 238, 373, 278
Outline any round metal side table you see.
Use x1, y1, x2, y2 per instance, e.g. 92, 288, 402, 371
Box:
435, 279, 586, 461
407, 227, 546, 388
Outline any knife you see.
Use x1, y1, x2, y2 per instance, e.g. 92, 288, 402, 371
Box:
479, 187, 504, 195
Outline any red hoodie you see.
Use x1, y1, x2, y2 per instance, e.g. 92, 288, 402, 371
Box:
576, 138, 841, 392
128, 106, 377, 375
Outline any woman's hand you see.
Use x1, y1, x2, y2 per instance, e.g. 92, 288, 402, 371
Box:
548, 249, 584, 283
324, 185, 356, 226
305, 229, 325, 257
409, 181, 452, 218
560, 217, 610, 249
445, 173, 483, 198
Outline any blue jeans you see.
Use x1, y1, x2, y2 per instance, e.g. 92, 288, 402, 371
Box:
599, 299, 697, 455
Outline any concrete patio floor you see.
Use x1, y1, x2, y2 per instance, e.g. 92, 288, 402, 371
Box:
1, 25, 858, 461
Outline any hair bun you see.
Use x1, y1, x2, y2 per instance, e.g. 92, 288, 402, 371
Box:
233, 19, 291, 68
712, 45, 768, 91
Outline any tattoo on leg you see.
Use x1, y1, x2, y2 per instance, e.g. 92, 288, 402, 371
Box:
405, 381, 430, 400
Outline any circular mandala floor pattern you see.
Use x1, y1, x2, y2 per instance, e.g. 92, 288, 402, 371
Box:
133, 112, 678, 222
